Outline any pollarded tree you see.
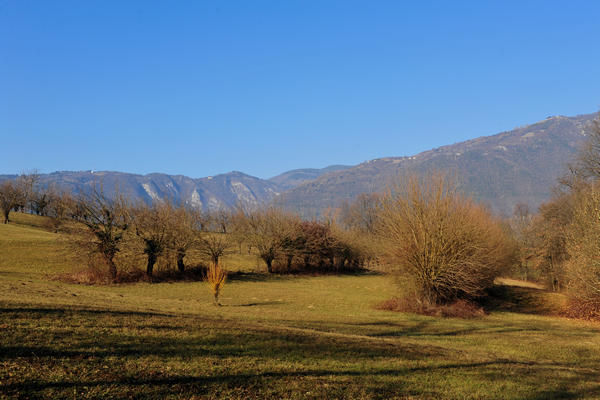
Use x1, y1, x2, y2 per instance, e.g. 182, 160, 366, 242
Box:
30, 185, 56, 216
242, 208, 297, 273
132, 202, 173, 277
75, 189, 129, 281
197, 233, 233, 266
170, 205, 198, 272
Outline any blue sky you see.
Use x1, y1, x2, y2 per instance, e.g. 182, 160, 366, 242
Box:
1, 1, 599, 179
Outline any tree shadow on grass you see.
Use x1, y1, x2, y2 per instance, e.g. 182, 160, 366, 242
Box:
226, 269, 382, 283
482, 284, 562, 315
234, 301, 286, 307
2, 303, 600, 399
2, 360, 599, 399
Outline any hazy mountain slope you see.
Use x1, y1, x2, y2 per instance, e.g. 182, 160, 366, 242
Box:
268, 165, 352, 191
0, 170, 282, 212
275, 113, 597, 216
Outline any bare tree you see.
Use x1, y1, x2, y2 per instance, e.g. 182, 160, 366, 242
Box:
212, 209, 231, 233
197, 233, 233, 265
75, 188, 129, 281
170, 205, 198, 272
132, 202, 172, 277
30, 185, 57, 216
0, 181, 26, 224
241, 208, 297, 273
340, 193, 381, 234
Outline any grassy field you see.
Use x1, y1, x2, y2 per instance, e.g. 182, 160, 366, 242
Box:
1, 213, 600, 399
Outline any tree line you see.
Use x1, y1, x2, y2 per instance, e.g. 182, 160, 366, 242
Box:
0, 180, 375, 282
508, 115, 600, 318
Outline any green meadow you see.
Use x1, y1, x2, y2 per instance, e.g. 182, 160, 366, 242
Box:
1, 213, 599, 399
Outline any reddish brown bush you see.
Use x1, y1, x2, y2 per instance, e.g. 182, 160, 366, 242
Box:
561, 298, 600, 321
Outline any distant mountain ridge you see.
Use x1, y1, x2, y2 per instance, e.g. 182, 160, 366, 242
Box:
1, 112, 596, 215
268, 165, 352, 191
0, 165, 348, 212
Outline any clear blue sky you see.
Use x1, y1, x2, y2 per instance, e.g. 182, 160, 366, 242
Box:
1, 1, 599, 179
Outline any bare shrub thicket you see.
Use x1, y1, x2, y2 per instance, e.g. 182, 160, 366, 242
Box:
524, 192, 575, 291
378, 174, 515, 305
562, 183, 600, 318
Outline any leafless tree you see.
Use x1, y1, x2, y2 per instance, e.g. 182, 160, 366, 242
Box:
241, 208, 297, 273
197, 233, 233, 265
30, 185, 56, 216
75, 188, 129, 281
169, 205, 198, 272
0, 180, 26, 224
340, 193, 381, 234
132, 202, 172, 277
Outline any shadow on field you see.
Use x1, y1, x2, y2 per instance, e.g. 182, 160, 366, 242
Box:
0, 304, 450, 362
226, 271, 288, 282
235, 301, 286, 307
2, 304, 599, 398
226, 269, 381, 283
482, 284, 562, 315
351, 319, 548, 339
2, 360, 599, 399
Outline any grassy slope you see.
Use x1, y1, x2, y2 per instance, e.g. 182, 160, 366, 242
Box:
1, 213, 600, 399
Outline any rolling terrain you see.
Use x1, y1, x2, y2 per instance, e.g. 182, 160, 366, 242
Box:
1, 213, 599, 399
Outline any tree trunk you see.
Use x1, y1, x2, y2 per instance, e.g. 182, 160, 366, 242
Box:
266, 258, 273, 273
146, 253, 157, 276
177, 250, 185, 272
106, 257, 117, 282
3, 209, 9, 224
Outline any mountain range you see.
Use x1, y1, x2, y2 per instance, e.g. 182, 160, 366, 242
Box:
1, 112, 596, 216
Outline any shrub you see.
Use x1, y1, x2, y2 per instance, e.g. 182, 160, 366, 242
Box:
206, 261, 227, 305
378, 174, 515, 305
563, 182, 600, 314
